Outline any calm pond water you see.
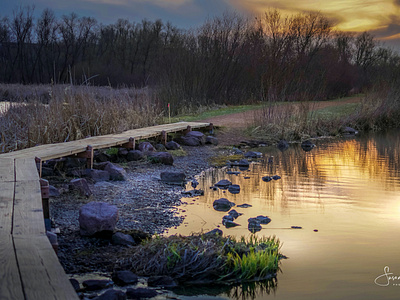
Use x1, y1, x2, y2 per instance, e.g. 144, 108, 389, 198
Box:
166, 130, 400, 300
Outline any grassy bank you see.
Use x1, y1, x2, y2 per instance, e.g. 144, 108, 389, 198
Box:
0, 84, 161, 152
118, 233, 282, 284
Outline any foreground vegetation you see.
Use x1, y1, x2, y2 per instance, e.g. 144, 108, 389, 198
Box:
117, 233, 282, 284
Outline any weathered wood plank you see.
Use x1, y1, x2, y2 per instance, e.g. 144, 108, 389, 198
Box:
0, 158, 15, 182
0, 234, 24, 300
13, 180, 45, 236
0, 181, 15, 234
15, 158, 40, 182
14, 235, 79, 300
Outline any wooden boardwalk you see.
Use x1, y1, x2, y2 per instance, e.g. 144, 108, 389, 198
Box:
0, 121, 211, 299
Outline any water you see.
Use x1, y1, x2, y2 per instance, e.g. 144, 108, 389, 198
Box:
167, 130, 400, 299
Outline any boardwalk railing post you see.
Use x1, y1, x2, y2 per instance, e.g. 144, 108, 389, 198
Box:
160, 131, 167, 145
40, 178, 50, 220
35, 157, 42, 178
184, 125, 192, 135
86, 145, 93, 169
122, 137, 135, 150
207, 123, 214, 135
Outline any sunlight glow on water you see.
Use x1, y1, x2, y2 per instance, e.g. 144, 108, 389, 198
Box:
167, 130, 400, 300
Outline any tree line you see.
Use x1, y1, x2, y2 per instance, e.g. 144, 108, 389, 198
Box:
1, 6, 399, 112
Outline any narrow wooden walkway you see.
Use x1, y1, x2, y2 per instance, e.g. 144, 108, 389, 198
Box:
0, 121, 211, 299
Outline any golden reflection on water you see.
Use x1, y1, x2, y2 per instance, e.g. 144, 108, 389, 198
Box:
167, 131, 400, 300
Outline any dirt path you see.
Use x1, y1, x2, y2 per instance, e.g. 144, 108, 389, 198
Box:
199, 96, 362, 146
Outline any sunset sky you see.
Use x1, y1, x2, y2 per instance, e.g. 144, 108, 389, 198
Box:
2, 0, 400, 48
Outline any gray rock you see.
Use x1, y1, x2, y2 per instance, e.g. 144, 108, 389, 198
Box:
165, 141, 181, 150
82, 279, 113, 291
138, 141, 155, 152
213, 198, 235, 212
160, 172, 186, 185
148, 152, 174, 165
94, 289, 127, 300
262, 176, 272, 182
155, 144, 166, 151
105, 163, 127, 181
272, 175, 281, 180
222, 214, 235, 223
228, 209, 242, 219
204, 228, 223, 236
126, 150, 144, 161
224, 220, 240, 228
85, 169, 110, 182
301, 140, 315, 152
237, 203, 252, 208
343, 126, 358, 135
185, 131, 206, 145
248, 221, 262, 233
95, 152, 111, 163
228, 184, 240, 194
70, 178, 92, 198
49, 185, 60, 197
147, 275, 177, 288
126, 288, 157, 299
256, 215, 271, 224
118, 148, 129, 157
214, 179, 232, 189
180, 136, 201, 146
244, 151, 262, 158
112, 232, 136, 246
232, 147, 243, 155
79, 202, 118, 236
277, 140, 289, 151
112, 270, 139, 286
231, 159, 250, 168
206, 136, 218, 145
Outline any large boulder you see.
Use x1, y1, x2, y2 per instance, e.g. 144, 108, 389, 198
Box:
214, 179, 232, 189
206, 136, 219, 145
165, 141, 181, 150
85, 169, 110, 182
105, 163, 127, 181
180, 136, 201, 146
148, 152, 174, 165
79, 202, 119, 236
213, 198, 235, 212
160, 172, 186, 185
277, 140, 289, 151
186, 131, 206, 144
228, 184, 241, 194
112, 270, 139, 286
147, 276, 177, 288
138, 141, 155, 153
126, 288, 157, 299
301, 140, 315, 152
126, 150, 144, 161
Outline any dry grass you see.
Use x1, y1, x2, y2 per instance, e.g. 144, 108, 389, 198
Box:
0, 84, 162, 152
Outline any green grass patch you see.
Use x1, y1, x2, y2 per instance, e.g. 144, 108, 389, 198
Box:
210, 153, 244, 167
311, 102, 360, 120
105, 147, 119, 156
117, 233, 282, 284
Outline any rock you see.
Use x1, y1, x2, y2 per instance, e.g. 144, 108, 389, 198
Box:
262, 176, 272, 182
105, 163, 128, 181
49, 185, 60, 197
213, 198, 235, 212
86, 169, 110, 182
180, 136, 201, 146
228, 184, 240, 194
126, 150, 144, 161
186, 131, 206, 145
228, 209, 242, 219
70, 178, 92, 198
204, 228, 223, 236
160, 172, 186, 185
231, 159, 250, 167
138, 142, 155, 153
301, 140, 315, 152
232, 147, 243, 155
148, 152, 174, 165
95, 152, 111, 163
291, 226, 302, 229
222, 214, 235, 223
112, 232, 136, 246
237, 203, 252, 208
94, 289, 127, 300
214, 179, 232, 189
69, 279, 80, 292
118, 148, 129, 157
272, 175, 281, 180
206, 136, 218, 145
64, 157, 86, 169
155, 144, 166, 151
226, 171, 240, 175
181, 189, 204, 197
343, 126, 358, 135
79, 202, 119, 236
126, 288, 157, 299
82, 279, 113, 291
147, 276, 177, 288
224, 220, 240, 228
277, 140, 289, 151
244, 151, 262, 158
256, 215, 271, 224
165, 141, 181, 150
248, 222, 262, 233
112, 270, 139, 286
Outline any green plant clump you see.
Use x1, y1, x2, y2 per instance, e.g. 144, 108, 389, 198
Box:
117, 233, 283, 285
